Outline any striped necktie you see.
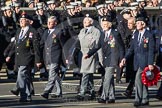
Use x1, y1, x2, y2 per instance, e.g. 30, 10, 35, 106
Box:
19, 30, 24, 40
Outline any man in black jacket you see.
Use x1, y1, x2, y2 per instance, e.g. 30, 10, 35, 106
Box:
10, 12, 41, 102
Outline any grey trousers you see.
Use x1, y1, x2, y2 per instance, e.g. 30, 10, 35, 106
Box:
44, 63, 62, 95
79, 73, 94, 95
17, 66, 33, 99
101, 67, 115, 100
135, 68, 148, 103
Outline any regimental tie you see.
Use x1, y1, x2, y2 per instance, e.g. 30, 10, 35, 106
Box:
104, 31, 109, 42
85, 28, 88, 34
18, 30, 24, 43
138, 33, 142, 46
48, 30, 51, 36
19, 29, 24, 40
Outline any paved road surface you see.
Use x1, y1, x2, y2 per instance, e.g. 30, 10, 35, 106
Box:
0, 79, 162, 108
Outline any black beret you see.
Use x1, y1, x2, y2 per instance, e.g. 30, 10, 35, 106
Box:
136, 17, 146, 23
102, 16, 112, 22
20, 12, 31, 20
28, 0, 34, 6
120, 9, 131, 15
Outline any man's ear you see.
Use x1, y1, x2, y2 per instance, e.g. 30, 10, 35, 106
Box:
142, 21, 146, 27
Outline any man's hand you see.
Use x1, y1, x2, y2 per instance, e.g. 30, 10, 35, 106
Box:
66, 60, 69, 64
36, 63, 42, 69
6, 57, 11, 62
84, 54, 89, 59
148, 65, 154, 71
119, 58, 126, 68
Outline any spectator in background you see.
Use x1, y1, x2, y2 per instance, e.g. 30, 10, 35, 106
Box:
152, 0, 159, 6
114, 0, 119, 7
147, 1, 153, 7
85, 0, 92, 7
118, 0, 125, 6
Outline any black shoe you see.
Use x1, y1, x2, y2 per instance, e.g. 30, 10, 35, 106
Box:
76, 95, 84, 100
8, 74, 16, 79
98, 98, 107, 103
73, 72, 78, 78
31, 73, 35, 79
156, 95, 162, 100
134, 101, 141, 107
141, 102, 149, 106
31, 90, 35, 96
40, 72, 48, 79
108, 99, 115, 103
10, 89, 19, 96
19, 98, 31, 102
51, 94, 62, 98
41, 93, 49, 100
89, 92, 96, 100
116, 80, 123, 84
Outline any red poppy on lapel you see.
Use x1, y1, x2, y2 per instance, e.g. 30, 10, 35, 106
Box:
143, 37, 149, 44
109, 35, 113, 40
52, 34, 56, 39
29, 32, 33, 38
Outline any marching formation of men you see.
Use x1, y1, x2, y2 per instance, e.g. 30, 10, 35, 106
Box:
0, 0, 162, 106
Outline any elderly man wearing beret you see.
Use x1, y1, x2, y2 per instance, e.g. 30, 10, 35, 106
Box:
120, 17, 155, 107
10, 12, 41, 102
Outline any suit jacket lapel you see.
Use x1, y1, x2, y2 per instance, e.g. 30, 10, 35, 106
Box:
16, 29, 21, 40
134, 31, 139, 46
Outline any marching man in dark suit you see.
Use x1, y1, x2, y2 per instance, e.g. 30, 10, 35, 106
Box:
120, 17, 155, 107
155, 30, 162, 100
40, 16, 65, 99
84, 16, 125, 103
10, 12, 41, 102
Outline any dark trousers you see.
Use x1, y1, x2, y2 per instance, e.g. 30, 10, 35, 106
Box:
157, 80, 162, 97
126, 54, 134, 82
126, 71, 136, 94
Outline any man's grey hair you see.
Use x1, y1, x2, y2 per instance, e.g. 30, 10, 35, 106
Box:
83, 17, 94, 24
48, 16, 58, 22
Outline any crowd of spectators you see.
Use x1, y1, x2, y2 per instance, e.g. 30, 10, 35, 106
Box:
1, 0, 162, 8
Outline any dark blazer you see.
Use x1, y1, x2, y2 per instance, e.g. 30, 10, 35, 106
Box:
15, 26, 41, 66
88, 29, 125, 67
40, 27, 65, 65
125, 29, 155, 71
155, 31, 162, 68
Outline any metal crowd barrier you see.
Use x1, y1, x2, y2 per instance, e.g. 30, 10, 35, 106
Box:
20, 7, 162, 30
